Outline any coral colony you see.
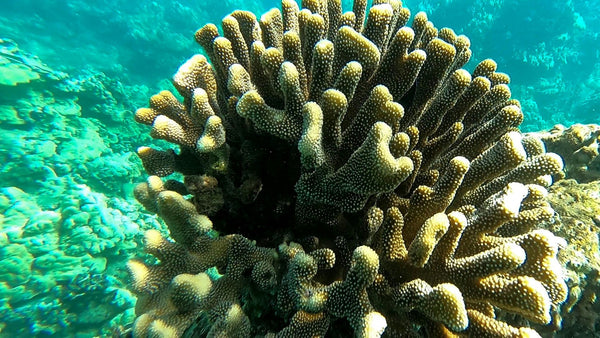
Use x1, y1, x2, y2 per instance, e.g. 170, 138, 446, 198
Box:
128, 0, 568, 336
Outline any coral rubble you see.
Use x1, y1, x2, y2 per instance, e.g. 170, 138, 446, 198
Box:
129, 0, 569, 336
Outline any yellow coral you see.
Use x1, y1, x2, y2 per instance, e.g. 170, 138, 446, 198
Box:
128, 0, 569, 336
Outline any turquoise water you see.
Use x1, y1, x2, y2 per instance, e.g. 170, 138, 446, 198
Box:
0, 0, 598, 336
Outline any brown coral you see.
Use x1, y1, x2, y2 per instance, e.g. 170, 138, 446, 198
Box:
127, 0, 569, 336
532, 123, 600, 183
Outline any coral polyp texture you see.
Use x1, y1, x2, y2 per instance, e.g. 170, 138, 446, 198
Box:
129, 0, 568, 336
533, 124, 600, 183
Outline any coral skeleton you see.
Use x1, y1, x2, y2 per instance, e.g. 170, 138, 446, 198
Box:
128, 0, 568, 336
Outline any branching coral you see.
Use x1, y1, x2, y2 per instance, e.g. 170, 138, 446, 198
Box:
128, 0, 568, 336
532, 124, 600, 183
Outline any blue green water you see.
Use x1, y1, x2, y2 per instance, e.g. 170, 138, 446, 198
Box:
4, 0, 598, 131
0, 0, 598, 336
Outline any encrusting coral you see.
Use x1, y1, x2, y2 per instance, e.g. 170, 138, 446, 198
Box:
128, 0, 569, 336
522, 174, 600, 336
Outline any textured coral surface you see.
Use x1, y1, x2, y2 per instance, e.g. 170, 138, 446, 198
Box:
0, 39, 160, 337
533, 124, 600, 183
544, 179, 600, 337
128, 0, 569, 336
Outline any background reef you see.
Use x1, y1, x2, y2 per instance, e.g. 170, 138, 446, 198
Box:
0, 0, 598, 337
